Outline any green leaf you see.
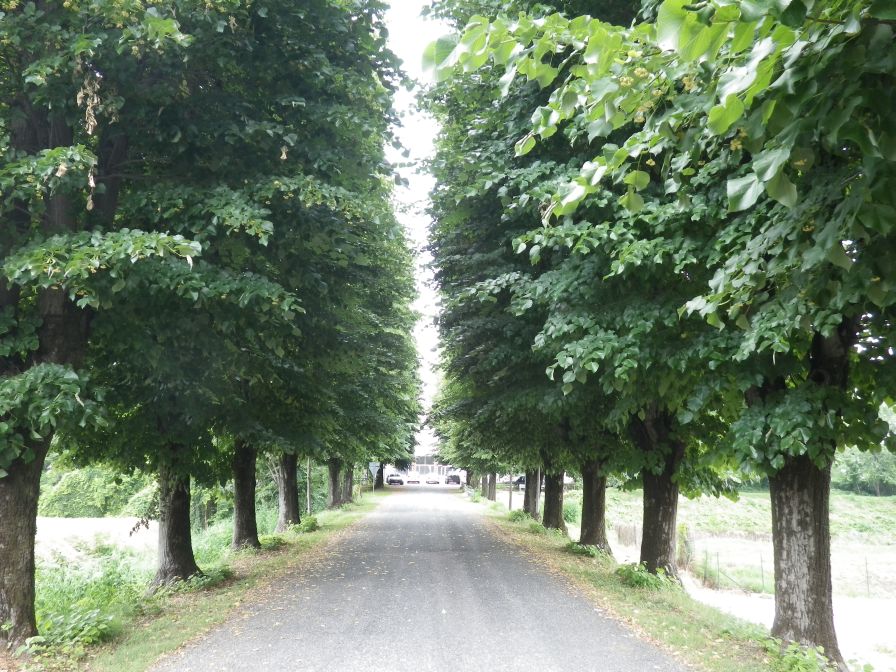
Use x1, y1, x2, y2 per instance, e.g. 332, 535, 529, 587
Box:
423, 36, 459, 81
516, 134, 537, 157
766, 170, 797, 208
727, 174, 763, 212
619, 189, 645, 213
868, 0, 896, 19
623, 170, 650, 191
707, 95, 745, 135
827, 244, 853, 271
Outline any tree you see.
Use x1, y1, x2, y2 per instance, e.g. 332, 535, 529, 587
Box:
437, 0, 896, 663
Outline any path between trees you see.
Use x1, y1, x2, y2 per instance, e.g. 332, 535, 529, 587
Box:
150, 488, 687, 672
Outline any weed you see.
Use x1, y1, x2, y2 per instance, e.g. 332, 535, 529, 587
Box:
563, 499, 580, 524
508, 509, 532, 522
527, 521, 546, 535
763, 638, 838, 672
470, 492, 482, 503
615, 562, 678, 590
295, 516, 319, 533
564, 542, 609, 559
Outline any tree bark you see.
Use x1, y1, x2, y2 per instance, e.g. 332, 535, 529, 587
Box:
274, 453, 300, 532
231, 438, 260, 549
327, 457, 343, 508
0, 440, 49, 648
341, 464, 354, 503
629, 409, 684, 579
468, 472, 480, 489
374, 462, 384, 490
523, 469, 541, 520
480, 473, 488, 497
153, 462, 201, 586
487, 472, 497, 501
765, 322, 854, 668
542, 472, 568, 534
769, 454, 841, 666
579, 460, 612, 554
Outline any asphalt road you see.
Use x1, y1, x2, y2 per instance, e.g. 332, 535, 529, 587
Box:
151, 487, 688, 672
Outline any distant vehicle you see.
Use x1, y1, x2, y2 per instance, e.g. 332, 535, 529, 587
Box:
513, 475, 526, 486
425, 473, 442, 484
445, 474, 461, 485
406, 472, 421, 484
386, 474, 404, 485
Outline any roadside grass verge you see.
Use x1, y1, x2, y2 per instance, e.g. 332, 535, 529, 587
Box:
25, 492, 387, 672
476, 501, 782, 672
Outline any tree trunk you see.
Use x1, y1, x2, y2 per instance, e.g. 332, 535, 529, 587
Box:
231, 438, 260, 549
468, 472, 480, 489
0, 440, 49, 648
629, 410, 684, 579
542, 472, 568, 534
341, 464, 354, 503
374, 462, 384, 490
487, 472, 497, 501
579, 460, 612, 554
153, 462, 201, 586
327, 457, 343, 508
480, 473, 488, 498
275, 453, 300, 532
523, 470, 541, 520
769, 454, 841, 666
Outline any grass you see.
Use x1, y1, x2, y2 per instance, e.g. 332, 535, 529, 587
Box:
26, 492, 387, 672
478, 501, 784, 672
599, 489, 896, 542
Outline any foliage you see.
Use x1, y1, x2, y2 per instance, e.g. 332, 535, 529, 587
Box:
763, 638, 838, 672
39, 464, 153, 517
508, 509, 532, 522
615, 562, 677, 590
564, 541, 607, 558
562, 497, 580, 524
832, 446, 896, 496
295, 516, 319, 534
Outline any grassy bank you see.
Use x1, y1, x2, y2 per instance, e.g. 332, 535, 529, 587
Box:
475, 498, 842, 672
24, 491, 388, 672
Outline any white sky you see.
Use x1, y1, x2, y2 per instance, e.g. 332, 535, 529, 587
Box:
384, 2, 447, 455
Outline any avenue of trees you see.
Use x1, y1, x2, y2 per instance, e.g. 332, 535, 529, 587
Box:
425, 0, 895, 668
1, 0, 419, 649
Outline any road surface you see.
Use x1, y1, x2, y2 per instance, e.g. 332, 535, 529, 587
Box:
151, 487, 687, 672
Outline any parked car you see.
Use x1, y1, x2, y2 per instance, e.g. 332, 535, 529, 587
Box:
406, 472, 421, 484
425, 473, 442, 484
445, 473, 461, 485
386, 474, 404, 485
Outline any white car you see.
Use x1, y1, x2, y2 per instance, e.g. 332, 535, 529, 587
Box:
425, 473, 442, 484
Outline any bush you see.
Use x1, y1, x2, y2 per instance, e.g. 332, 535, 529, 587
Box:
615, 562, 677, 590
763, 638, 838, 672
562, 499, 580, 524
564, 541, 607, 559
40, 465, 154, 518
508, 509, 532, 522
295, 516, 319, 533
527, 521, 546, 535
122, 481, 159, 519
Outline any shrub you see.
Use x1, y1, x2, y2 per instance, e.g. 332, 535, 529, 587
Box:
763, 638, 839, 672
527, 521, 546, 535
470, 491, 481, 502
562, 500, 580, 524
296, 516, 319, 533
508, 509, 532, 522
564, 541, 607, 559
615, 562, 677, 590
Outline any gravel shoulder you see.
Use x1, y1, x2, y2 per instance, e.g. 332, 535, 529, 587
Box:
149, 487, 688, 672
